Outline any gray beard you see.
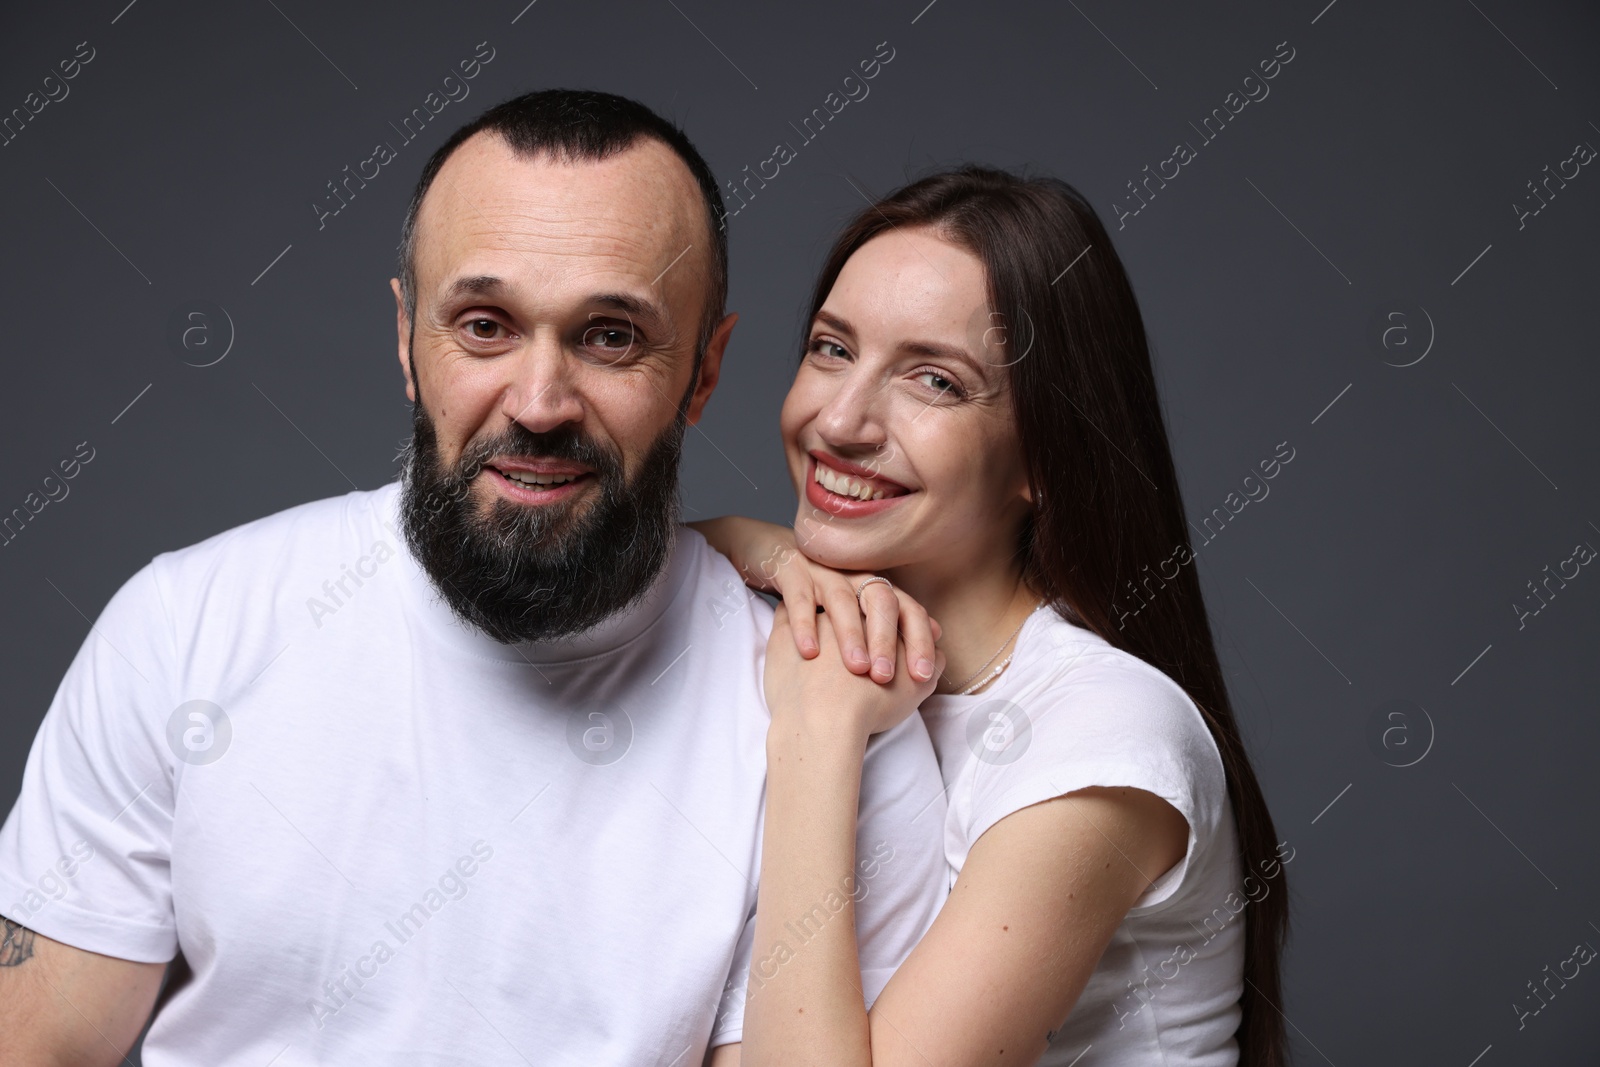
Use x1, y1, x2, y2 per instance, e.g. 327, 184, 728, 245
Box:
397, 399, 685, 644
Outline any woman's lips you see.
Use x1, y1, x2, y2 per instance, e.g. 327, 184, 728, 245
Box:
803, 455, 911, 517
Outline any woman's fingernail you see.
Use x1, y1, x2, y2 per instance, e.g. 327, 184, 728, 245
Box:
915, 658, 934, 679
873, 656, 894, 678
849, 648, 870, 668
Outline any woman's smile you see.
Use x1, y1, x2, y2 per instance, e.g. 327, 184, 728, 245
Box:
780, 226, 1033, 582
804, 452, 913, 517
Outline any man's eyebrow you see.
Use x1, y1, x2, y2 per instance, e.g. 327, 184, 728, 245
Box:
442, 274, 512, 302
590, 292, 672, 335
437, 280, 674, 335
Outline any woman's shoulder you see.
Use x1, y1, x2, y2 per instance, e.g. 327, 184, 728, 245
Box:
1012, 608, 1207, 726
933, 606, 1235, 915
995, 606, 1229, 810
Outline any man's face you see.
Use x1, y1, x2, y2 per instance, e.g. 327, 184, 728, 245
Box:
392, 132, 735, 642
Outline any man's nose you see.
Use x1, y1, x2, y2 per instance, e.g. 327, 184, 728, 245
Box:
500, 330, 585, 433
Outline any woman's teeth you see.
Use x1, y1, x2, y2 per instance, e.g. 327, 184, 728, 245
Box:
501, 469, 580, 488
815, 462, 888, 501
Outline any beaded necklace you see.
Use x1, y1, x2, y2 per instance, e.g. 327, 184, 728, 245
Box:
942, 605, 1038, 695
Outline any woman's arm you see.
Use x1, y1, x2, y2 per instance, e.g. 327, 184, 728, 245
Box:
863, 786, 1188, 1065
741, 606, 921, 1063
743, 611, 1189, 1067
688, 516, 939, 684
688, 516, 794, 596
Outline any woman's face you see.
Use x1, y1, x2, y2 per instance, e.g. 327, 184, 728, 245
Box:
780, 226, 1033, 581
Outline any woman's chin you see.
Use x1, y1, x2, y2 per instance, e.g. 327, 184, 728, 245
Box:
792, 525, 895, 575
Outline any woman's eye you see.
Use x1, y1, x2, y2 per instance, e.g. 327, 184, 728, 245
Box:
809, 339, 849, 360
916, 370, 962, 397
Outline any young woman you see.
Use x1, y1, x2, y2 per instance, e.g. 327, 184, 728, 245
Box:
694, 167, 1289, 1066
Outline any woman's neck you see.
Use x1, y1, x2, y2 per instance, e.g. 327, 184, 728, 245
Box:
884, 557, 1040, 695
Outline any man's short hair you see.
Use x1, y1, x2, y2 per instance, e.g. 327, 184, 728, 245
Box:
397, 88, 728, 355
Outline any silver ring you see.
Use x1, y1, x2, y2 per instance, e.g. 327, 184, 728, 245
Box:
854, 575, 893, 608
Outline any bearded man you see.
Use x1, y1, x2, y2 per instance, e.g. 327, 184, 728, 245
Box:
0, 89, 946, 1066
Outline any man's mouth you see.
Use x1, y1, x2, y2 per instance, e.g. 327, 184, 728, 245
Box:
483, 460, 595, 501
495, 468, 584, 488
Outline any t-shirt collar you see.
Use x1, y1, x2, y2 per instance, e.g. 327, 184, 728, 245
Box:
374, 480, 694, 665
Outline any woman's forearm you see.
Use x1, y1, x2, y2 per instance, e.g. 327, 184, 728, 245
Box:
687, 516, 796, 593
742, 716, 876, 1066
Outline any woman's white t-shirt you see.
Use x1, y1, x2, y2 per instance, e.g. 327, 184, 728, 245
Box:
920, 605, 1253, 1066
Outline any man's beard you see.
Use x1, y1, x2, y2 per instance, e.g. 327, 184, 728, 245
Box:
398, 399, 686, 645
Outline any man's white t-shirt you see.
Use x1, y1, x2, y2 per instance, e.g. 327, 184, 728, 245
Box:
921, 605, 1266, 1066
0, 482, 949, 1065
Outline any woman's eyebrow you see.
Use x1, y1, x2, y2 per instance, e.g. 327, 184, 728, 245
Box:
813, 310, 856, 338
901, 338, 975, 363
900, 337, 996, 385
816, 308, 992, 377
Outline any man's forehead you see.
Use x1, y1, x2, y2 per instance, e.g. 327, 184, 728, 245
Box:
415, 132, 709, 298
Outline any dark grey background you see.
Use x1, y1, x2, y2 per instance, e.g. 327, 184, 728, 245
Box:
3, 0, 1597, 1062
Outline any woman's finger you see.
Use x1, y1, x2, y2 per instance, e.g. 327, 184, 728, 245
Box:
780, 575, 820, 658
824, 580, 872, 674
895, 591, 939, 683
862, 583, 900, 683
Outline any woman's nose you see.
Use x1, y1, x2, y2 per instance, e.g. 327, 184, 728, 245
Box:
814, 372, 888, 450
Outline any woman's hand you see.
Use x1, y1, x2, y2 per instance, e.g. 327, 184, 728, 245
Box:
690, 516, 941, 684
765, 604, 943, 741
776, 561, 942, 688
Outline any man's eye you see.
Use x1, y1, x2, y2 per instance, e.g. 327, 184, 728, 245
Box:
583, 325, 636, 350
466, 318, 501, 340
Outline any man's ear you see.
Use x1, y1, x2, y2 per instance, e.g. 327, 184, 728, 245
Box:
685, 312, 738, 426
391, 278, 416, 404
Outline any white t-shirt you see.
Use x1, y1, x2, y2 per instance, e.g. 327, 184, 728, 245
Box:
0, 482, 949, 1065
920, 605, 1252, 1066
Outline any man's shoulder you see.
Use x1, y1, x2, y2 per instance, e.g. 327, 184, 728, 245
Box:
673, 526, 775, 637
149, 482, 400, 593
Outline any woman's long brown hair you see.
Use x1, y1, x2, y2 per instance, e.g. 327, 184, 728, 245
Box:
803, 166, 1289, 1065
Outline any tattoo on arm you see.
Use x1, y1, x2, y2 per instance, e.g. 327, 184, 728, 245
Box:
1, 919, 36, 967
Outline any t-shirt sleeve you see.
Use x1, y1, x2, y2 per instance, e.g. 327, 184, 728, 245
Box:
964, 650, 1226, 915
0, 560, 180, 961
851, 711, 949, 1002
